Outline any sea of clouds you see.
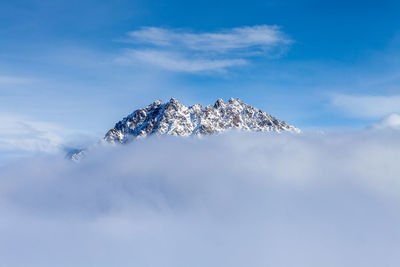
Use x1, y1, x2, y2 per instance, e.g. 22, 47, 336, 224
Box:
0, 130, 399, 267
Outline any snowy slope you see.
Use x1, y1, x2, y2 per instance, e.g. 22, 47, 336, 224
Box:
105, 97, 300, 144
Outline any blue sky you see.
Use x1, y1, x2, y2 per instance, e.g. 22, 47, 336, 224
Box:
1, 0, 400, 157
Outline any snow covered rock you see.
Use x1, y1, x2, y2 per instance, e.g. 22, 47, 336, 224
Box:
105, 97, 300, 144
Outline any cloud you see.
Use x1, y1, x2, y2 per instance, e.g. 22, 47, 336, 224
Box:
127, 25, 291, 52
118, 25, 291, 73
371, 113, 400, 129
119, 50, 247, 73
0, 114, 96, 162
0, 75, 31, 84
331, 94, 400, 119
0, 114, 63, 154
0, 131, 400, 267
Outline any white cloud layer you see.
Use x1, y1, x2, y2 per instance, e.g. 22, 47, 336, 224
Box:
331, 94, 400, 119
119, 25, 291, 73
0, 131, 399, 267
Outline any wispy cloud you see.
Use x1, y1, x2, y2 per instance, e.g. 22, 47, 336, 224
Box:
0, 75, 31, 85
331, 94, 400, 119
371, 113, 400, 129
118, 50, 247, 73
0, 114, 63, 154
127, 25, 291, 52
118, 25, 291, 73
0, 114, 96, 161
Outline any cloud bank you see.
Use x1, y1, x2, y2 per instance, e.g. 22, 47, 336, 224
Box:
0, 131, 399, 267
118, 25, 291, 73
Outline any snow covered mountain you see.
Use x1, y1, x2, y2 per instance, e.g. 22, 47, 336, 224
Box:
105, 97, 300, 144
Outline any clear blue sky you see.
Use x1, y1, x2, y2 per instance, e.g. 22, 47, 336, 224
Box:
1, 0, 400, 155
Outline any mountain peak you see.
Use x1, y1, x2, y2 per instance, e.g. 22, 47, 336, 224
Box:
214, 98, 225, 108
105, 98, 300, 144
169, 97, 179, 104
152, 99, 163, 106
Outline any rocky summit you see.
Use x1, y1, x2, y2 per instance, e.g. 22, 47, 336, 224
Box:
105, 97, 300, 144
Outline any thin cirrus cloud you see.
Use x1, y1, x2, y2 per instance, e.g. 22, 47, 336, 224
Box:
331, 94, 400, 119
0, 114, 63, 154
0, 114, 96, 162
117, 25, 292, 73
121, 50, 248, 73
127, 25, 291, 52
0, 75, 31, 85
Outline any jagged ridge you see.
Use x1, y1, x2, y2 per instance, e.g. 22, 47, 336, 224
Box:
105, 97, 300, 144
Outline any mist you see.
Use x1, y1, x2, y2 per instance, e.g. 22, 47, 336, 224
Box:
0, 130, 399, 267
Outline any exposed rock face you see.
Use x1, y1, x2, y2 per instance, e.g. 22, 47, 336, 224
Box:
105, 97, 300, 144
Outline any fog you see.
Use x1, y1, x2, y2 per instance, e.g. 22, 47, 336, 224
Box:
0, 130, 399, 267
